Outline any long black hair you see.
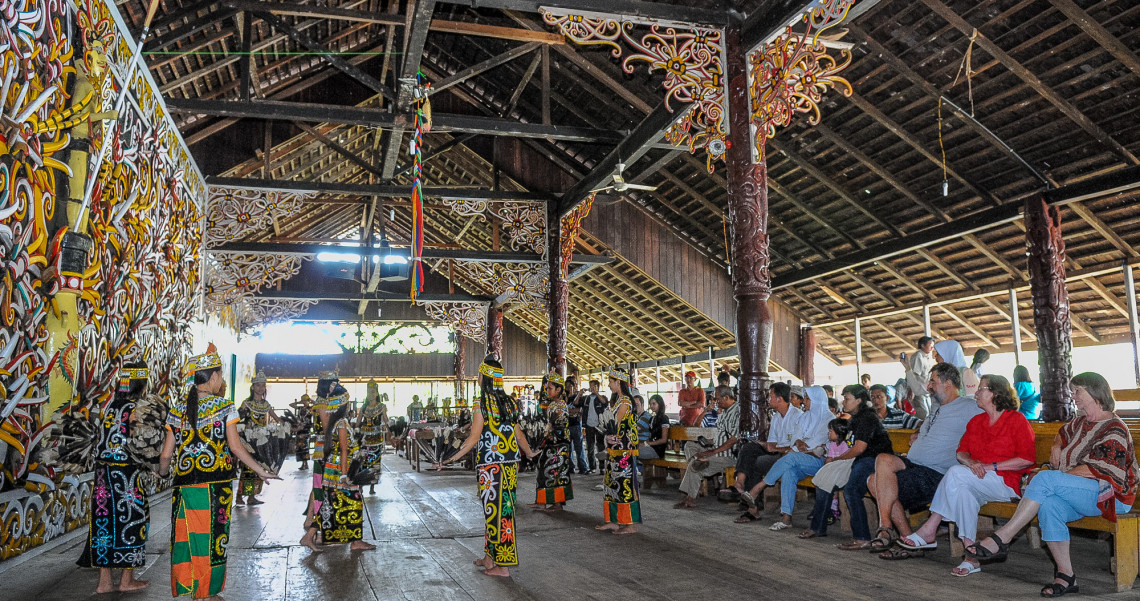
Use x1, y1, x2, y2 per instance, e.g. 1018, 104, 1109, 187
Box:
117, 360, 148, 400
479, 356, 517, 423
609, 379, 634, 405
323, 384, 350, 452
186, 366, 222, 426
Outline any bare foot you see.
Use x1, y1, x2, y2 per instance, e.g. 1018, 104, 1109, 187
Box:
247, 497, 264, 506
483, 566, 511, 577
119, 579, 149, 593
526, 503, 543, 509
473, 556, 494, 569
234, 497, 245, 506
350, 540, 376, 551
543, 504, 564, 512
300, 528, 323, 552
615, 525, 638, 535
595, 523, 619, 531
95, 584, 115, 594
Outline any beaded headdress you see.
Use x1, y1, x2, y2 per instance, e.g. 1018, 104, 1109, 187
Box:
192, 344, 222, 372
547, 372, 565, 388
609, 366, 631, 384
479, 360, 504, 388
252, 370, 267, 384
117, 365, 149, 392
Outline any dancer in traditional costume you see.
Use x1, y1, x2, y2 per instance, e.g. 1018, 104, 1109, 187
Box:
441, 356, 535, 577
236, 370, 279, 506
597, 367, 641, 534
530, 372, 573, 511
300, 371, 338, 551
290, 394, 314, 470
318, 384, 376, 550
356, 381, 387, 494
77, 362, 152, 594
159, 346, 279, 600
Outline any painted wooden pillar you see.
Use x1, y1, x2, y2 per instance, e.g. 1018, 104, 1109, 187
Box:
486, 305, 504, 361
799, 326, 816, 386
1024, 193, 1073, 421
725, 25, 772, 440
547, 209, 568, 375
1124, 262, 1140, 387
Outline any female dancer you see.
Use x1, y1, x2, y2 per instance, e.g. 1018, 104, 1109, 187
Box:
318, 384, 376, 550
597, 367, 641, 534
531, 372, 573, 511
356, 381, 388, 494
440, 356, 535, 577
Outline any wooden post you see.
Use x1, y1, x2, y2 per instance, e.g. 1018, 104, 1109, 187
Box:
708, 346, 715, 387
486, 305, 504, 361
922, 304, 932, 336
799, 326, 816, 386
1009, 288, 1023, 367
547, 209, 568, 375
1024, 193, 1073, 421
854, 318, 863, 382
725, 24, 772, 441
1124, 262, 1140, 387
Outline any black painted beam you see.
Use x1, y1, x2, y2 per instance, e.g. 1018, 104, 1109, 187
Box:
772, 165, 1140, 289
223, 0, 405, 26
166, 98, 626, 143
254, 289, 490, 302
447, 0, 726, 26
205, 176, 556, 201
209, 241, 614, 265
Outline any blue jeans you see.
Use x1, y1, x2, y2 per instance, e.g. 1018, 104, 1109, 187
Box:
1023, 470, 1131, 542
844, 456, 878, 541
763, 452, 824, 516
569, 422, 589, 473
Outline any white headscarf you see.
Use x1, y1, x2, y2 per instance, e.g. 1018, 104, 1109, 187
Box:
795, 385, 832, 451
935, 340, 967, 369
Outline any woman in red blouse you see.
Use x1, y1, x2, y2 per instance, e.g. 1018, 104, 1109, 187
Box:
897, 374, 1035, 576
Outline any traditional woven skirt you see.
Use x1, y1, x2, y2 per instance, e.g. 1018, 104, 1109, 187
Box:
295, 431, 310, 461
319, 484, 364, 544
239, 465, 263, 497
603, 450, 641, 525
357, 432, 383, 486
77, 461, 149, 569
478, 462, 518, 566
310, 438, 325, 515
535, 439, 573, 505
170, 483, 232, 599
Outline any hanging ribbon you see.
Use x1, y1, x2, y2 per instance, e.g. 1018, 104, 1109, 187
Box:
410, 72, 431, 302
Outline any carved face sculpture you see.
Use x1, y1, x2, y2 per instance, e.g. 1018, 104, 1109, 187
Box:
85, 41, 109, 79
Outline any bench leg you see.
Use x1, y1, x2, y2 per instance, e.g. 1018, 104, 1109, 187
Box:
836, 491, 851, 533
1027, 524, 1042, 550
1114, 518, 1139, 592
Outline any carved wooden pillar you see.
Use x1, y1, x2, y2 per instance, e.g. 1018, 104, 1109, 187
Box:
1025, 193, 1073, 421
454, 335, 466, 398
547, 209, 568, 375
725, 25, 772, 440
799, 327, 816, 387
486, 305, 504, 361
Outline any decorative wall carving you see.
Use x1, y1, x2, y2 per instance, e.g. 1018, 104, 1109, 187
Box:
230, 298, 319, 334
542, 10, 727, 172
203, 252, 311, 308
488, 202, 546, 256
204, 186, 313, 247
453, 261, 548, 310
0, 473, 93, 560
421, 302, 489, 342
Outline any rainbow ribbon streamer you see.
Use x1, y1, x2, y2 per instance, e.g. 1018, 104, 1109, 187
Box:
409, 75, 426, 302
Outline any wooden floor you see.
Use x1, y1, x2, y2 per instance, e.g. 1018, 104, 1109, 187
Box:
1, 454, 1134, 600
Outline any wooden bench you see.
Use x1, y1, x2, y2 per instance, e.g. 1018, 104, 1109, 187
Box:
642, 426, 734, 493
789, 421, 1140, 591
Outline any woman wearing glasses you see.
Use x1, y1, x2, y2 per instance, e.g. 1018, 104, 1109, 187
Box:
967, 372, 1138, 597
896, 374, 1035, 574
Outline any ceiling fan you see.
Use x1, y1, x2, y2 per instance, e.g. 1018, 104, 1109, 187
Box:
589, 162, 659, 195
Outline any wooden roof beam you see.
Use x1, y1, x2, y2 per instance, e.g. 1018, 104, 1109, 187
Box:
920, 0, 1139, 166
767, 179, 863, 249
1067, 201, 1140, 259
916, 248, 978, 292
205, 176, 552, 201
963, 233, 1025, 281
428, 41, 542, 97
939, 305, 1000, 348
456, 0, 727, 27
1047, 0, 1140, 79
978, 297, 1037, 342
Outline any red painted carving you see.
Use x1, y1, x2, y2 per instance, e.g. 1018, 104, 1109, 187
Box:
1024, 194, 1073, 422
486, 306, 504, 361
547, 214, 568, 375
725, 26, 773, 440
800, 327, 817, 386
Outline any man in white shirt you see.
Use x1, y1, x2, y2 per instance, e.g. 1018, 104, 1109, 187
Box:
903, 336, 937, 419
727, 383, 801, 505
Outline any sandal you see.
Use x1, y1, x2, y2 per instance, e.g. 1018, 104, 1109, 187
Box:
734, 512, 759, 524
1041, 571, 1078, 597
965, 533, 1009, 562
868, 527, 898, 552
798, 530, 824, 539
739, 491, 756, 508
898, 532, 937, 550
769, 521, 790, 531
837, 540, 872, 551
952, 560, 981, 577
879, 546, 924, 560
